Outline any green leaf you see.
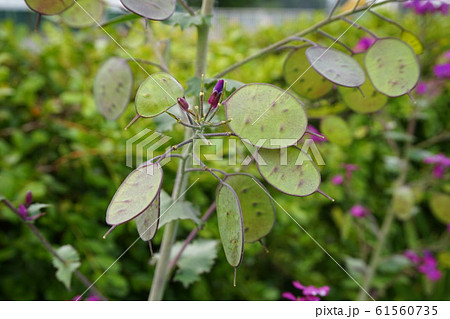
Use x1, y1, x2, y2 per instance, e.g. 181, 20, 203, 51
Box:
106, 164, 163, 225
256, 147, 321, 197
392, 186, 415, 221
61, 0, 106, 29
365, 38, 420, 97
135, 72, 184, 118
379, 255, 411, 274
172, 239, 219, 288
135, 192, 160, 241
429, 193, 450, 224
27, 203, 50, 216
345, 257, 367, 278
284, 46, 333, 99
306, 46, 365, 87
401, 30, 423, 55
120, 0, 176, 21
320, 116, 353, 147
338, 53, 388, 114
216, 184, 244, 267
163, 12, 204, 30
52, 245, 81, 290
25, 0, 74, 15
223, 174, 276, 243
159, 200, 202, 228
94, 58, 133, 120
224, 83, 308, 149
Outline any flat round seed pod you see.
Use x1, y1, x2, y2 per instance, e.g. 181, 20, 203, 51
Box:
429, 193, 450, 224
216, 184, 244, 267
106, 164, 163, 225
283, 46, 333, 99
338, 54, 388, 114
305, 46, 365, 88
135, 72, 184, 118
25, 0, 74, 16
365, 38, 420, 97
223, 174, 275, 243
401, 31, 423, 55
320, 116, 353, 147
94, 57, 133, 120
256, 147, 321, 197
136, 191, 160, 241
120, 0, 176, 21
224, 83, 308, 149
61, 0, 106, 28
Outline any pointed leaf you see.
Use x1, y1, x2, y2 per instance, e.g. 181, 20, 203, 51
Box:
320, 116, 353, 147
216, 184, 244, 267
135, 191, 160, 241
120, 0, 176, 21
338, 54, 388, 113
224, 83, 308, 149
284, 46, 333, 99
61, 0, 106, 28
256, 147, 321, 197
223, 174, 276, 243
25, 0, 74, 15
94, 58, 133, 120
306, 46, 365, 87
106, 164, 163, 225
52, 245, 81, 290
365, 38, 420, 97
135, 72, 184, 118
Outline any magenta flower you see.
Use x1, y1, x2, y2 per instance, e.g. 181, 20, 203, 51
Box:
423, 153, 450, 178
418, 251, 442, 281
343, 163, 359, 180
444, 50, 450, 60
403, 250, 421, 265
331, 174, 344, 185
353, 37, 375, 53
350, 205, 370, 218
404, 0, 448, 15
307, 125, 327, 143
208, 79, 224, 109
433, 63, 450, 79
283, 281, 330, 301
25, 191, 33, 207
415, 82, 428, 95
18, 204, 28, 219
177, 97, 190, 111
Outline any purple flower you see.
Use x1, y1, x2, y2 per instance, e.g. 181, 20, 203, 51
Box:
177, 97, 190, 111
404, 0, 447, 15
350, 205, 370, 218
415, 82, 428, 95
283, 281, 330, 301
403, 250, 421, 265
423, 153, 450, 178
353, 37, 375, 53
25, 191, 33, 207
343, 163, 359, 180
418, 251, 442, 281
307, 125, 327, 143
444, 50, 450, 60
208, 79, 224, 109
331, 174, 344, 185
433, 63, 450, 79
18, 204, 28, 219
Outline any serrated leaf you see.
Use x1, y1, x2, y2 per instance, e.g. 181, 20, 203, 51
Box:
135, 191, 160, 241
365, 38, 420, 97
223, 174, 275, 243
163, 12, 204, 30
52, 245, 81, 290
135, 72, 184, 118
338, 53, 388, 114
306, 46, 365, 87
172, 239, 219, 288
120, 0, 176, 21
256, 147, 321, 197
106, 164, 163, 225
61, 0, 106, 28
284, 46, 333, 99
94, 58, 133, 120
225, 83, 308, 149
159, 200, 202, 227
216, 184, 244, 267
429, 193, 450, 224
25, 0, 74, 15
320, 116, 353, 147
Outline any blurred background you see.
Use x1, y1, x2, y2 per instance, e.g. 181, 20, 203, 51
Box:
0, 0, 449, 300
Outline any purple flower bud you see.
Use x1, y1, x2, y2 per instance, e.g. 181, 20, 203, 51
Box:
18, 204, 28, 219
25, 191, 33, 207
208, 79, 224, 109
415, 82, 428, 95
177, 97, 190, 111
331, 174, 344, 185
350, 205, 370, 218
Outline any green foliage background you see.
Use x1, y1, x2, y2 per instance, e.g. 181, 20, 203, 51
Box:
0, 8, 449, 300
